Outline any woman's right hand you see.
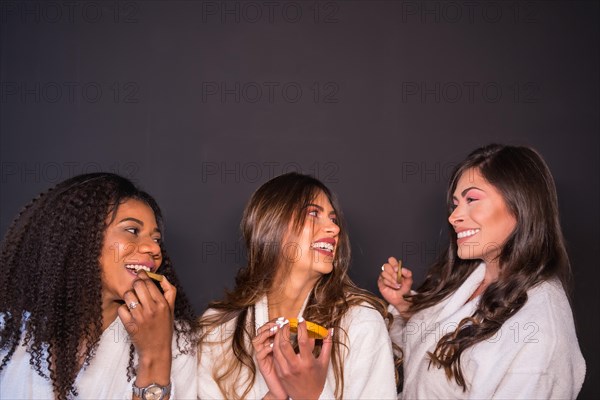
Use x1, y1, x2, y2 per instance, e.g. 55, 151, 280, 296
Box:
252, 321, 288, 400
378, 256, 413, 318
118, 271, 175, 393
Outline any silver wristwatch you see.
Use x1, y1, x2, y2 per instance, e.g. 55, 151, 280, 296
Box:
132, 382, 172, 400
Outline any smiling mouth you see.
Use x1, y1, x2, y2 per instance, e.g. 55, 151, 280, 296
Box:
125, 264, 152, 274
457, 229, 480, 239
310, 242, 335, 253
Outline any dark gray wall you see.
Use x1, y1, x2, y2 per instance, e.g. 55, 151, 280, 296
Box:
1, 1, 598, 397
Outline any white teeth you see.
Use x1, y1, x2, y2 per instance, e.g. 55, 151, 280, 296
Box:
311, 242, 334, 252
457, 229, 480, 239
125, 264, 151, 273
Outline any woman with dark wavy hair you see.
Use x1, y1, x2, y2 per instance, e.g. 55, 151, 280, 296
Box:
0, 173, 198, 400
198, 172, 397, 399
379, 144, 586, 398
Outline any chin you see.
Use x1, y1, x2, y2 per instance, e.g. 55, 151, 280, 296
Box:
319, 264, 334, 275
457, 245, 482, 261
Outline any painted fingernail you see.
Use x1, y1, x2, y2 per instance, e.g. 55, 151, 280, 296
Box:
298, 317, 305, 323
270, 326, 278, 333
275, 318, 289, 328
330, 327, 335, 337
276, 316, 284, 322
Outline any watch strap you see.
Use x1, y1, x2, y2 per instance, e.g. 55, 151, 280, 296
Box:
132, 381, 172, 400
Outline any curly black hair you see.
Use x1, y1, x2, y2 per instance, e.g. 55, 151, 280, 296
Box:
0, 173, 198, 399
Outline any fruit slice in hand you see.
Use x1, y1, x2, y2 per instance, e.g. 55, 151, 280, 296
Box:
146, 271, 164, 282
288, 318, 328, 339
396, 259, 403, 284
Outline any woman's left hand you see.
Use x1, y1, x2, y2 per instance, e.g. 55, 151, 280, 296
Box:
272, 320, 333, 400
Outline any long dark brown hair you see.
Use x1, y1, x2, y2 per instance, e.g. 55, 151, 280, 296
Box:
199, 172, 392, 399
408, 144, 571, 390
0, 173, 198, 400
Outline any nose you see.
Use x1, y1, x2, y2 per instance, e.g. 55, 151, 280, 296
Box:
323, 218, 340, 236
138, 236, 162, 259
448, 204, 464, 226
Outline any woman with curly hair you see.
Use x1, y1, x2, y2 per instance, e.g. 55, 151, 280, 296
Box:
198, 172, 397, 399
379, 144, 586, 399
0, 173, 198, 400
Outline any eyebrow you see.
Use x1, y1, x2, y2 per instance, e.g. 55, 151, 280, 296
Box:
119, 217, 144, 225
452, 186, 484, 200
118, 217, 161, 234
306, 203, 336, 216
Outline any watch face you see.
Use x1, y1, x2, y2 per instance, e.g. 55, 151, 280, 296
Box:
143, 385, 164, 400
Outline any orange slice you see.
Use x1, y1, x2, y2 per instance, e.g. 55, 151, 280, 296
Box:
288, 318, 328, 339
146, 271, 164, 282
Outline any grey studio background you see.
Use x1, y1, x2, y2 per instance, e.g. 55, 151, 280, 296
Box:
0, 0, 598, 398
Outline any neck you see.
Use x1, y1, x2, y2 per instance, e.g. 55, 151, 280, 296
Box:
468, 259, 500, 302
483, 258, 500, 284
268, 272, 320, 320
101, 294, 121, 332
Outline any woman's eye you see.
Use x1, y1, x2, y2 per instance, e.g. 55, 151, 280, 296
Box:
466, 197, 477, 203
125, 227, 138, 235
308, 210, 318, 217
153, 237, 162, 244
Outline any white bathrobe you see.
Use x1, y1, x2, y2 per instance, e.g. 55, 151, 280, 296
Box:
390, 263, 586, 399
0, 316, 197, 399
198, 295, 397, 399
